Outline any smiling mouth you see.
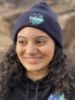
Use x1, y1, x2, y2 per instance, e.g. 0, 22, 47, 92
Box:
23, 57, 43, 64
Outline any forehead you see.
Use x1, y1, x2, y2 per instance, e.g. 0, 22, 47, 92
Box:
17, 27, 50, 38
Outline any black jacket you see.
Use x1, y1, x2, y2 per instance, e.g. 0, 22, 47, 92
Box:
6, 74, 75, 100
6, 73, 75, 100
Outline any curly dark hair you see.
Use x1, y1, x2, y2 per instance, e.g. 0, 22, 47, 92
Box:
0, 44, 75, 100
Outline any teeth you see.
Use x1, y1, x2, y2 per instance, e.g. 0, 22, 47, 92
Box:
24, 57, 41, 64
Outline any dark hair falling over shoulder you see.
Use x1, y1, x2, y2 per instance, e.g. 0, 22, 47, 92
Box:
0, 44, 25, 100
0, 44, 75, 100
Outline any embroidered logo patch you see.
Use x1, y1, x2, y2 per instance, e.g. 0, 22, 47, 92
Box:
48, 93, 65, 100
29, 13, 44, 25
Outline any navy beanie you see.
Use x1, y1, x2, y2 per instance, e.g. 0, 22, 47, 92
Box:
13, 1, 63, 48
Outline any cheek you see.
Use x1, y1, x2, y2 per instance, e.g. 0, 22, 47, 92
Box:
40, 44, 55, 57
16, 45, 23, 56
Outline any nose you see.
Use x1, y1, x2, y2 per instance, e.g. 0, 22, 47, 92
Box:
25, 42, 37, 56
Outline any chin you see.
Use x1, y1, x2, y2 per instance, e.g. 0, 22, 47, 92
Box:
26, 67, 41, 72
24, 65, 44, 72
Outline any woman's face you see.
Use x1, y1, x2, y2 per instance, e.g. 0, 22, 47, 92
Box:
16, 27, 55, 72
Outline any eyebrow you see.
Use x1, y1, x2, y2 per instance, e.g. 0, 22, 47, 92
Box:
17, 36, 26, 39
35, 36, 50, 39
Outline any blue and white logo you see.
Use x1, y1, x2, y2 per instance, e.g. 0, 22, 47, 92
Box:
48, 93, 65, 100
29, 13, 44, 25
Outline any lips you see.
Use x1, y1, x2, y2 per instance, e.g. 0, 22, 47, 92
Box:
23, 57, 43, 64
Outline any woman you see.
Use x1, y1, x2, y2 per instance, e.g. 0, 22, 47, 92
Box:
0, 2, 75, 100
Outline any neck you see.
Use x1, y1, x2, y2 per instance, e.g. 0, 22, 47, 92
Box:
26, 67, 49, 81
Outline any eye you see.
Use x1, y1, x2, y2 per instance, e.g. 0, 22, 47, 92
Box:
36, 39, 46, 46
17, 39, 27, 46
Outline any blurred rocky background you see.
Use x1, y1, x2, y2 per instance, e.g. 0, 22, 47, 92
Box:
0, 0, 75, 64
